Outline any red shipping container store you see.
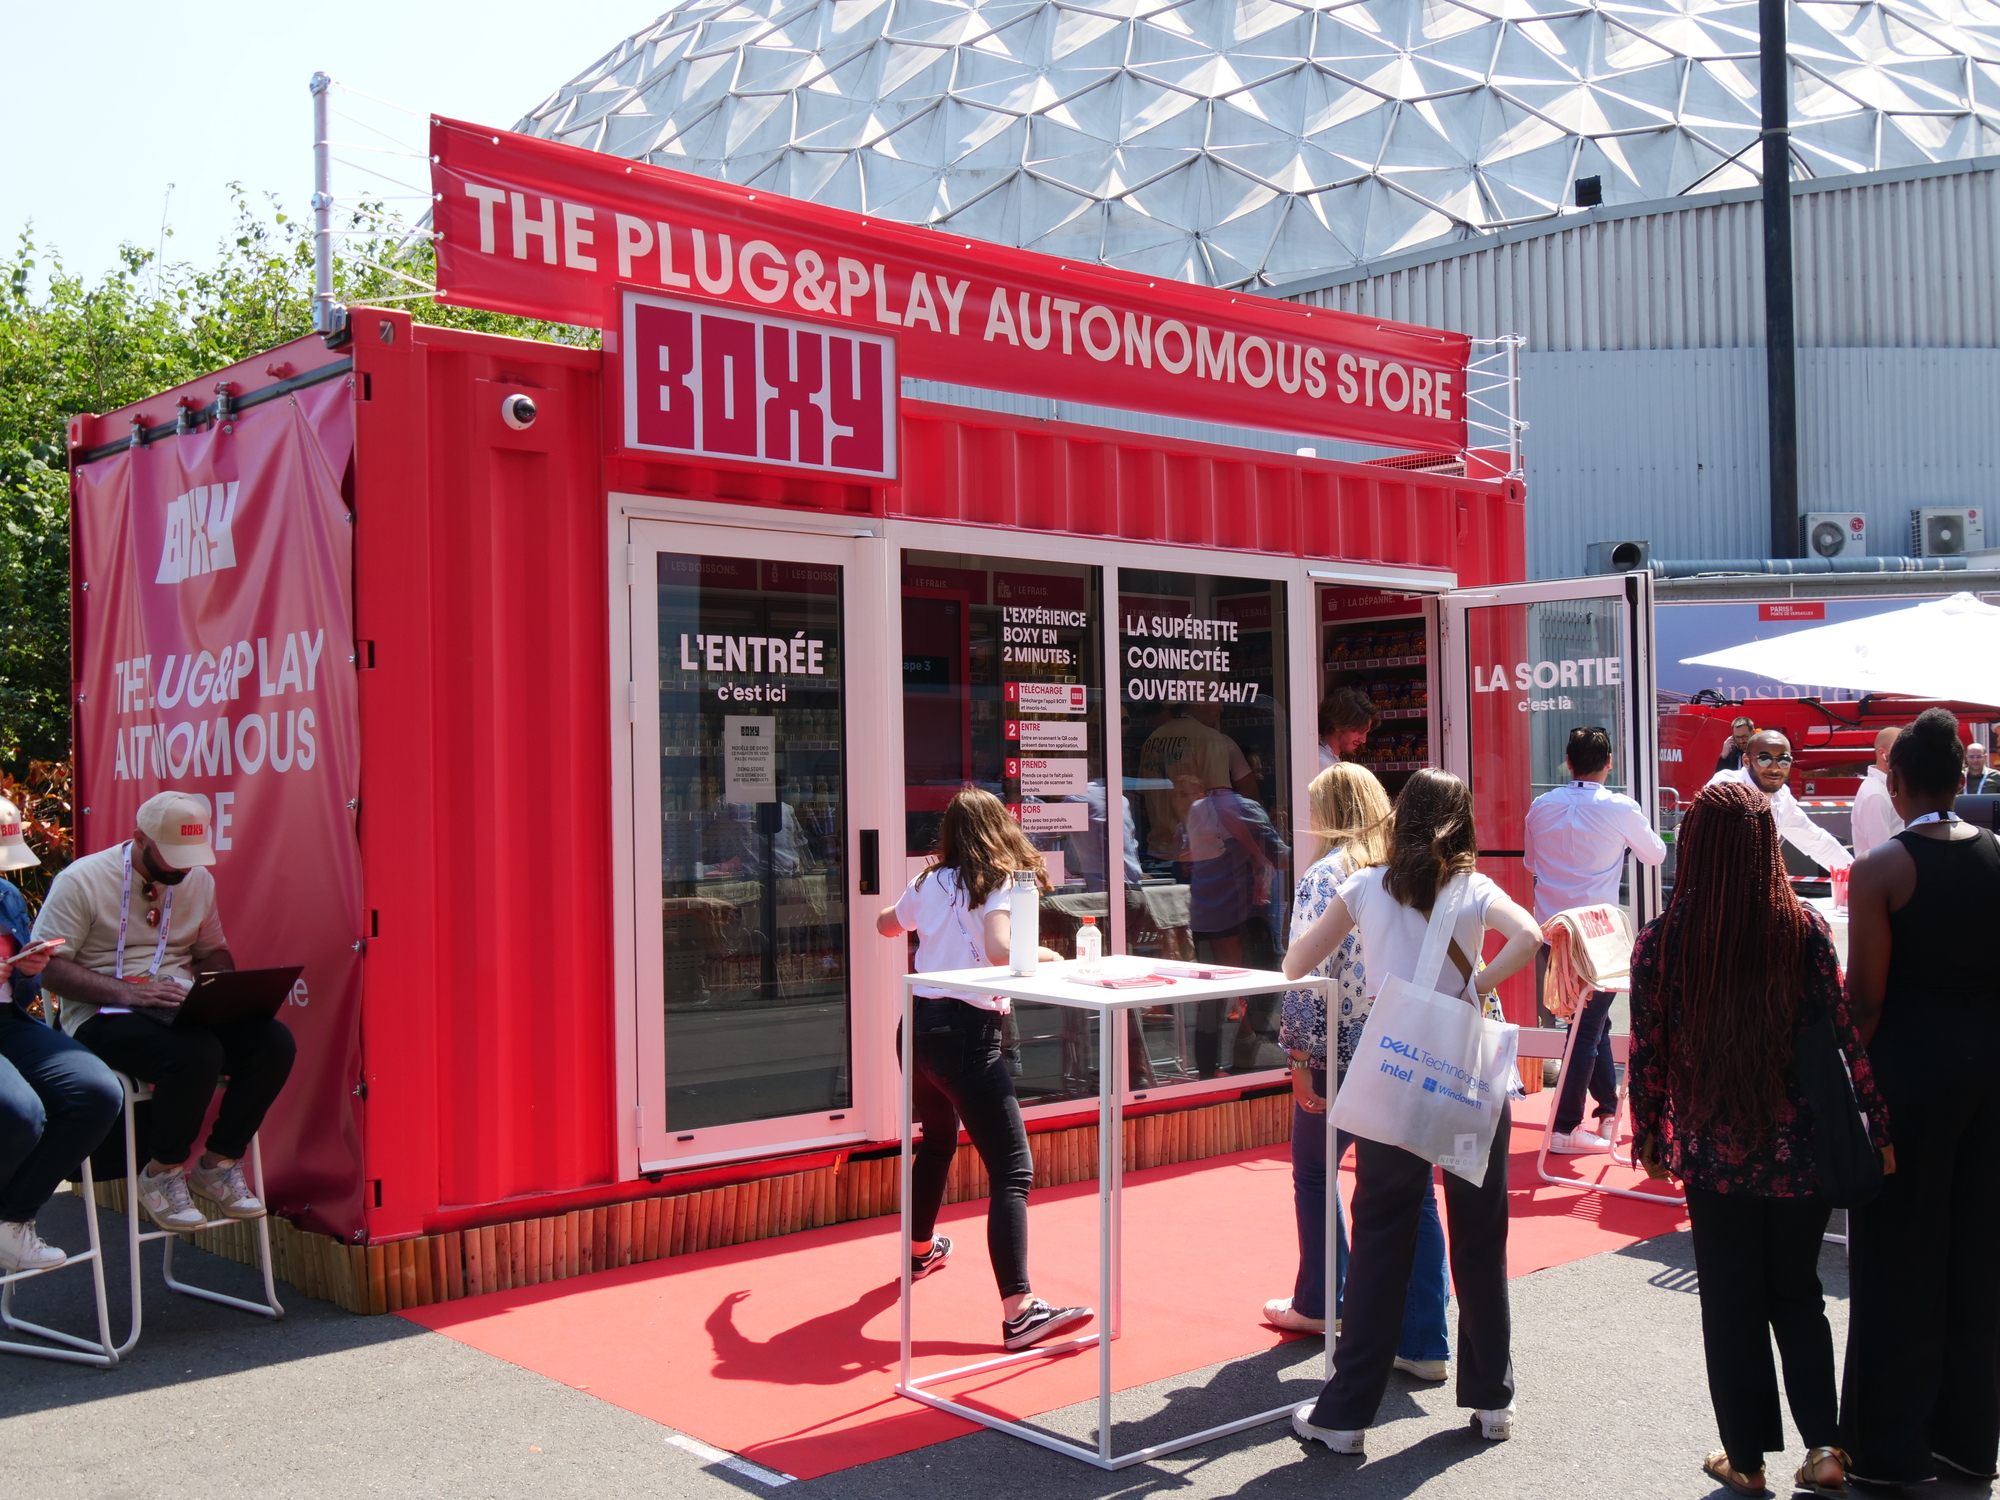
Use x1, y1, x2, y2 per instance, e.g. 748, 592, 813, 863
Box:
66, 302, 1522, 1252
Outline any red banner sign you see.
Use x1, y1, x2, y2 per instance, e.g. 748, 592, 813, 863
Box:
432, 119, 1470, 453
1759, 601, 1827, 621
72, 380, 365, 1241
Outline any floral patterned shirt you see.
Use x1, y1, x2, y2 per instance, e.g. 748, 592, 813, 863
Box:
1628, 907, 1890, 1197
1280, 849, 1369, 1068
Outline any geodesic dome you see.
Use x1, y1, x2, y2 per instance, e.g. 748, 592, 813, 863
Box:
518, 0, 2000, 288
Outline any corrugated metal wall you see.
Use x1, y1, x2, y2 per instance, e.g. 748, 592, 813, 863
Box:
1521, 347, 2000, 577
1276, 157, 2000, 577
1289, 158, 2000, 351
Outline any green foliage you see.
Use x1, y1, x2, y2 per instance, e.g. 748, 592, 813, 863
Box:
0, 191, 593, 770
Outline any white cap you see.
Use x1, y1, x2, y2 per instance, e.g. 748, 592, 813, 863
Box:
136, 791, 216, 869
0, 797, 37, 872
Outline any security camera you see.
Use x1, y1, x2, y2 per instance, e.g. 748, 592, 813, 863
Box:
500, 393, 538, 430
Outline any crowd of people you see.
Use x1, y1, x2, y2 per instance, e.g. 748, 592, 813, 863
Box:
0, 791, 293, 1276
889, 703, 1999, 1491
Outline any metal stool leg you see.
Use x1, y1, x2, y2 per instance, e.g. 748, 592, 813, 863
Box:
112, 1070, 285, 1358
0, 1160, 118, 1367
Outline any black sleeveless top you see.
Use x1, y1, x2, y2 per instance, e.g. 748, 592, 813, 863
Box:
1884, 826, 2000, 1002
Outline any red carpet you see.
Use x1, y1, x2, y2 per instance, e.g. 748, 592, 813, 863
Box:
403, 1089, 1684, 1479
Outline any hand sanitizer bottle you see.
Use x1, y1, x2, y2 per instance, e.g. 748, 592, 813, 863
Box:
1008, 868, 1040, 976
1075, 915, 1102, 975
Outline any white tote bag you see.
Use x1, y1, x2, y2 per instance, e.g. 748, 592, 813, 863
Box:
1328, 875, 1520, 1186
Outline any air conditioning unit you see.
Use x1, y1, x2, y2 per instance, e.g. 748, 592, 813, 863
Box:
1585, 540, 1651, 574
1801, 512, 1867, 559
1911, 507, 1985, 557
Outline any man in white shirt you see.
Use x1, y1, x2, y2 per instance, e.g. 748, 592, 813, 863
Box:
1851, 726, 1905, 858
1316, 687, 1381, 772
1524, 727, 1667, 1153
1706, 731, 1853, 872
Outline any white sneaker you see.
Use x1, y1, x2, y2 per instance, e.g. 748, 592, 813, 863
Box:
1393, 1355, 1450, 1381
189, 1157, 265, 1219
1262, 1297, 1327, 1334
1592, 1113, 1620, 1145
1550, 1128, 1611, 1155
0, 1220, 66, 1272
1292, 1403, 1364, 1454
1472, 1406, 1515, 1441
137, 1165, 208, 1231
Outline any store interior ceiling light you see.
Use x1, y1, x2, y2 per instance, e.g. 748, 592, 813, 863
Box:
520, 0, 2000, 289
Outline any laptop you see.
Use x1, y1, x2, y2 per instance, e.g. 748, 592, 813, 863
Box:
173, 967, 303, 1029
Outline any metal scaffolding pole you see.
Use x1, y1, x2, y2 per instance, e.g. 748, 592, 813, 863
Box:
1760, 0, 1799, 558
311, 72, 342, 337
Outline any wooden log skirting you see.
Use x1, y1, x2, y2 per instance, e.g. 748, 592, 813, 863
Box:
89, 1089, 1293, 1316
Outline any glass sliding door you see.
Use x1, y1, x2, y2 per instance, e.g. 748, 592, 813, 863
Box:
630, 522, 868, 1166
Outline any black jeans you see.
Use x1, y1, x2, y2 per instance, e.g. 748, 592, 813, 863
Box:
0, 1008, 122, 1222
1553, 988, 1619, 1134
1842, 1000, 2000, 1481
1684, 1185, 1837, 1475
1308, 1106, 1515, 1428
904, 997, 1033, 1299
75, 1012, 295, 1165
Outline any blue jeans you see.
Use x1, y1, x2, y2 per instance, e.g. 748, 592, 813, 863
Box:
1290, 1067, 1450, 1361
0, 1007, 122, 1223
1553, 989, 1619, 1134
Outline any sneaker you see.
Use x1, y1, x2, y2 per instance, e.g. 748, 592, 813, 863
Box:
1472, 1406, 1515, 1441
911, 1235, 952, 1281
137, 1165, 208, 1231
1550, 1128, 1612, 1155
1292, 1403, 1365, 1454
0, 1220, 66, 1273
1002, 1298, 1093, 1351
1593, 1113, 1620, 1145
1393, 1355, 1450, 1381
189, 1157, 265, 1219
1262, 1297, 1327, 1334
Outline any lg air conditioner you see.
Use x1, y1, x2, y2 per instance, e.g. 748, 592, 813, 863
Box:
1801, 513, 1867, 559
1911, 507, 1985, 557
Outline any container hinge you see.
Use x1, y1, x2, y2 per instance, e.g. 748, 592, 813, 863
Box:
634, 1103, 644, 1131
626, 681, 638, 722
625, 544, 635, 586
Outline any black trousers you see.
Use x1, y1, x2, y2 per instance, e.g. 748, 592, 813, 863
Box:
76, 1012, 295, 1165
1684, 1185, 1837, 1474
904, 998, 1033, 1299
1842, 1000, 2000, 1482
1308, 1105, 1514, 1428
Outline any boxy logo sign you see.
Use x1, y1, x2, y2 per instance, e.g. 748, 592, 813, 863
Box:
157, 482, 239, 584
621, 290, 897, 479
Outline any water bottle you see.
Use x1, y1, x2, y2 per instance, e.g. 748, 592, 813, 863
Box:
1008, 868, 1040, 976
1074, 915, 1102, 975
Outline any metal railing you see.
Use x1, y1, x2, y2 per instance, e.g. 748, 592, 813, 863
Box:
1465, 334, 1527, 478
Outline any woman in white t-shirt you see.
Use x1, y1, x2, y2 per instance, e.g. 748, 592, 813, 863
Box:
1279, 768, 1541, 1455
876, 788, 1092, 1353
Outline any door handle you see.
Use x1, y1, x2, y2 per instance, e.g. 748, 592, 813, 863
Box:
858, 829, 880, 895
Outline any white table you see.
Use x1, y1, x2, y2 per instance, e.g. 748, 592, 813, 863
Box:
896, 960, 1336, 1470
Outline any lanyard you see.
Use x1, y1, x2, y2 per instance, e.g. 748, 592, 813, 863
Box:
114, 843, 175, 980
1906, 810, 1958, 827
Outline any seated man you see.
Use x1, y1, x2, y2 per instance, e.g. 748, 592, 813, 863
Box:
34, 791, 294, 1233
0, 799, 122, 1272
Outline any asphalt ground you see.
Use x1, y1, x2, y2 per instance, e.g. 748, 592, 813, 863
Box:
1, 1191, 1990, 1500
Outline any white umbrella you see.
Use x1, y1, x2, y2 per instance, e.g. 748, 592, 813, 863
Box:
1680, 591, 2000, 706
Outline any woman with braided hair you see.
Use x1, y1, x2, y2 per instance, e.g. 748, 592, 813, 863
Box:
1629, 779, 1891, 1498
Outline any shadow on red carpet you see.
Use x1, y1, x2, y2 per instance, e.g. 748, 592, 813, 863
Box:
402, 1088, 1684, 1479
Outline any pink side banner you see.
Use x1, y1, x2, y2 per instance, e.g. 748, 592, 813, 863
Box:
72, 378, 364, 1242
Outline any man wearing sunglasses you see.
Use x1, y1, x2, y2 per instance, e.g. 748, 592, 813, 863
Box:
1707, 730, 1853, 872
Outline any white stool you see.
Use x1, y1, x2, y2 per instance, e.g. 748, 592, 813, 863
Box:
1528, 1020, 1686, 1208
108, 1071, 283, 1357
0, 1155, 120, 1367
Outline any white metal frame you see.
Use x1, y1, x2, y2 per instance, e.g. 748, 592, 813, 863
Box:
896, 963, 1335, 1470
0, 1159, 118, 1367
106, 1072, 283, 1357
1522, 1021, 1685, 1207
